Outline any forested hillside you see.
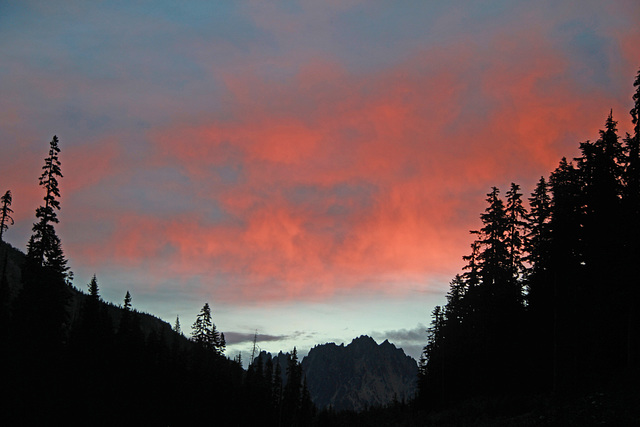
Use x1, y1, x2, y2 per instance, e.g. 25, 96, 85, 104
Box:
0, 137, 307, 426
415, 69, 640, 423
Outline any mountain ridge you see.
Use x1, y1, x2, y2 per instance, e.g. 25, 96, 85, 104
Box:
256, 334, 418, 412
303, 335, 418, 411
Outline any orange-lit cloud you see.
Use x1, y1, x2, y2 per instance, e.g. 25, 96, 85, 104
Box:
2, 0, 638, 313
112, 28, 636, 304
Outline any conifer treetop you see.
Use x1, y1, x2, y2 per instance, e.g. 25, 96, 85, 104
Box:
0, 190, 14, 242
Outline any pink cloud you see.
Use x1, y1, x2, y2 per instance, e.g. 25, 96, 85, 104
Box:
132, 35, 633, 304
9, 3, 631, 307
65, 138, 122, 193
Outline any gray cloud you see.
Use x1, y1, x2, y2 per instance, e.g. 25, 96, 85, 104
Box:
370, 324, 428, 361
223, 331, 291, 345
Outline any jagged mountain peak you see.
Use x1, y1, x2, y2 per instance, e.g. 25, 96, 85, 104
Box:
351, 334, 376, 343
302, 336, 418, 411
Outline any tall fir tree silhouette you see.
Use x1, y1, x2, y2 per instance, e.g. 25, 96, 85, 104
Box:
174, 315, 182, 335
191, 302, 224, 354
524, 177, 555, 390
625, 69, 640, 208
0, 190, 13, 302
282, 347, 304, 426
475, 187, 510, 288
622, 69, 640, 366
26, 135, 69, 280
505, 183, 527, 282
0, 190, 14, 242
16, 136, 71, 354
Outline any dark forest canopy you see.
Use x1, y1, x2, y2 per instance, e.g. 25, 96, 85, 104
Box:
416, 68, 640, 422
0, 136, 316, 425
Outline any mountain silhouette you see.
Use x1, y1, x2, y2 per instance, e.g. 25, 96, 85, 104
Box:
302, 335, 417, 411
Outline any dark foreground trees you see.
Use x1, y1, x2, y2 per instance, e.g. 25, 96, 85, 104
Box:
0, 136, 278, 425
1, 239, 261, 425
418, 69, 640, 417
15, 136, 72, 355
0, 190, 14, 242
192, 302, 226, 355
244, 349, 315, 427
26, 135, 70, 280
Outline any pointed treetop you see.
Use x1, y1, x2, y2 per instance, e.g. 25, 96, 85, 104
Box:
124, 291, 132, 311
27, 135, 70, 280
0, 190, 14, 242
191, 302, 224, 354
631, 68, 640, 137
174, 315, 182, 335
88, 274, 100, 300
39, 135, 63, 212
599, 110, 621, 153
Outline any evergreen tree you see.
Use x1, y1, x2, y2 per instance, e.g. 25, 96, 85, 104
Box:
0, 190, 14, 242
115, 290, 143, 375
524, 177, 555, 389
191, 303, 211, 348
461, 241, 480, 289
26, 135, 69, 280
72, 274, 111, 363
88, 274, 100, 301
191, 302, 224, 354
525, 177, 552, 278
505, 183, 527, 282
124, 290, 132, 310
476, 187, 524, 366
625, 68, 640, 205
575, 112, 624, 263
549, 157, 583, 271
582, 113, 623, 229
16, 138, 72, 353
0, 191, 13, 311
420, 186, 528, 405
474, 187, 510, 288
283, 347, 303, 426
623, 70, 640, 234
444, 275, 468, 327
83, 274, 101, 327
547, 156, 587, 387
119, 290, 134, 338
219, 332, 226, 354
80, 274, 109, 344
418, 305, 446, 402
174, 315, 182, 335
575, 112, 626, 377
622, 68, 640, 366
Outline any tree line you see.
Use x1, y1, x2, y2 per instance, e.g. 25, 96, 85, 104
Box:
417, 68, 640, 413
0, 135, 315, 426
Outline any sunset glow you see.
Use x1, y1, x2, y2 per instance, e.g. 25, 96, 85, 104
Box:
1, 1, 638, 359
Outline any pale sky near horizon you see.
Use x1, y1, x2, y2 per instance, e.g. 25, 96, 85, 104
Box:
1, 1, 638, 362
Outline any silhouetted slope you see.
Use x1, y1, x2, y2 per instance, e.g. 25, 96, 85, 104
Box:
0, 240, 174, 340
0, 241, 25, 299
0, 240, 248, 425
302, 335, 418, 411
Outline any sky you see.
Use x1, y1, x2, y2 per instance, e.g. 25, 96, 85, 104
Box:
1, 1, 639, 362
